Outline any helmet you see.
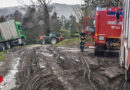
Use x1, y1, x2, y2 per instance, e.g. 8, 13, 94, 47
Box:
81, 30, 84, 33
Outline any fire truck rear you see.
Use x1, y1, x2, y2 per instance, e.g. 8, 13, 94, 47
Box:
85, 7, 123, 54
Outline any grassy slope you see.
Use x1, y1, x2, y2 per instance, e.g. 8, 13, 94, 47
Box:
54, 38, 80, 47
0, 52, 5, 61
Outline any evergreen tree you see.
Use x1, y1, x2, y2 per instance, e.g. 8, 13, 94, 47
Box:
14, 10, 22, 22
51, 12, 62, 34
69, 15, 77, 36
0, 16, 6, 22
82, 0, 123, 17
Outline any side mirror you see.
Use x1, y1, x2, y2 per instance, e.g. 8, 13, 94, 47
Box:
87, 26, 95, 33
116, 10, 120, 20
93, 20, 95, 26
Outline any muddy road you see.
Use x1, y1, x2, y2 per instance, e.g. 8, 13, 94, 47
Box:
0, 45, 130, 90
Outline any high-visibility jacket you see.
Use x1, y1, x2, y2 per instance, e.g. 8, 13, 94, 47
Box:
80, 32, 86, 42
40, 36, 43, 39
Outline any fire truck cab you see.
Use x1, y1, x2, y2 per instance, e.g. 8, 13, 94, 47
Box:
120, 0, 130, 81
85, 7, 123, 54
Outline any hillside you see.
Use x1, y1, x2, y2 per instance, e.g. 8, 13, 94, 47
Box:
0, 3, 80, 19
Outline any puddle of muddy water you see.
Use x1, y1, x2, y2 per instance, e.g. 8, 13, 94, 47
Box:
75, 59, 80, 62
0, 57, 20, 90
58, 47, 80, 53
60, 56, 65, 59
42, 52, 53, 57
0, 62, 4, 66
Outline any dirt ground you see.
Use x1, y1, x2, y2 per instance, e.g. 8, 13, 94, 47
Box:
0, 44, 130, 90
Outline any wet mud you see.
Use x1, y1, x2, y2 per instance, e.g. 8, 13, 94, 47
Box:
0, 45, 130, 90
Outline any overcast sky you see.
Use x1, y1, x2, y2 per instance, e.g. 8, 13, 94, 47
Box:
0, 0, 83, 8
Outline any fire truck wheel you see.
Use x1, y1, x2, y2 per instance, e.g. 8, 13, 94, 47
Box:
125, 69, 130, 82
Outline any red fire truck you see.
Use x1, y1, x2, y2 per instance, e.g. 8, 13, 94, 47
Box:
85, 7, 123, 54
120, 0, 130, 81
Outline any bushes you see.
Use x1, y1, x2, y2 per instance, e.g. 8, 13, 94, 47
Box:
59, 29, 71, 39
59, 29, 80, 39
54, 38, 80, 47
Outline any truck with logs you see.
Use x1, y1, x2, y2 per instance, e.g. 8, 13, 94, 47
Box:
0, 20, 26, 50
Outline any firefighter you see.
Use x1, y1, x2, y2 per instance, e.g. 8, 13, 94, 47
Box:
40, 36, 44, 44
80, 30, 86, 52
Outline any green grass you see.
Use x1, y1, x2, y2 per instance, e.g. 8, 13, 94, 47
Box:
0, 52, 5, 61
54, 38, 80, 47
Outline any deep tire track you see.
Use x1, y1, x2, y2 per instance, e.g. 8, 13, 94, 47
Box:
13, 46, 65, 90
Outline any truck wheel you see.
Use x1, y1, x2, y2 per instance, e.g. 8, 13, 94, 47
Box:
51, 38, 57, 44
22, 39, 26, 46
0, 43, 5, 51
42, 39, 45, 44
125, 69, 130, 82
5, 42, 11, 49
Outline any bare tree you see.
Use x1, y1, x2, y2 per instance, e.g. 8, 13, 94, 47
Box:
73, 7, 83, 21
82, 0, 123, 17
37, 0, 52, 35
18, 0, 52, 35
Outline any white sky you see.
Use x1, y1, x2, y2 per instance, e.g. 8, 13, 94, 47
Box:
0, 0, 83, 8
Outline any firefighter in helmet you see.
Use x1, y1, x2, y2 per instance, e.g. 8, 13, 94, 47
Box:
80, 30, 86, 42
80, 30, 86, 52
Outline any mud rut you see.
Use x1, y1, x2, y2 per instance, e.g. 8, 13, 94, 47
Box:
9, 45, 130, 90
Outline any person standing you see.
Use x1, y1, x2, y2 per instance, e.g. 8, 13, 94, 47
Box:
80, 30, 86, 52
40, 36, 44, 44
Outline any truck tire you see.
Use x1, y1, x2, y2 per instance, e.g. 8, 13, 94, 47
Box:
51, 38, 57, 44
22, 39, 26, 46
125, 69, 130, 82
42, 39, 45, 44
5, 42, 11, 49
0, 43, 5, 51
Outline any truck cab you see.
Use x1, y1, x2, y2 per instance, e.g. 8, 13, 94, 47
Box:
15, 21, 26, 40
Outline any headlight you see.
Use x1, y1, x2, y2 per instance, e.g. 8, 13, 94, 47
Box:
99, 36, 104, 41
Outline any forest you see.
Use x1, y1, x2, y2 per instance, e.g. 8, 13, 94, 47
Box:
0, 0, 123, 44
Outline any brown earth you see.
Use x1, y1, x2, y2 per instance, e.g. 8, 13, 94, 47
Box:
0, 45, 130, 90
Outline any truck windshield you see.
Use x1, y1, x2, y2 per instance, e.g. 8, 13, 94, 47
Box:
18, 25, 23, 30
49, 33, 57, 37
